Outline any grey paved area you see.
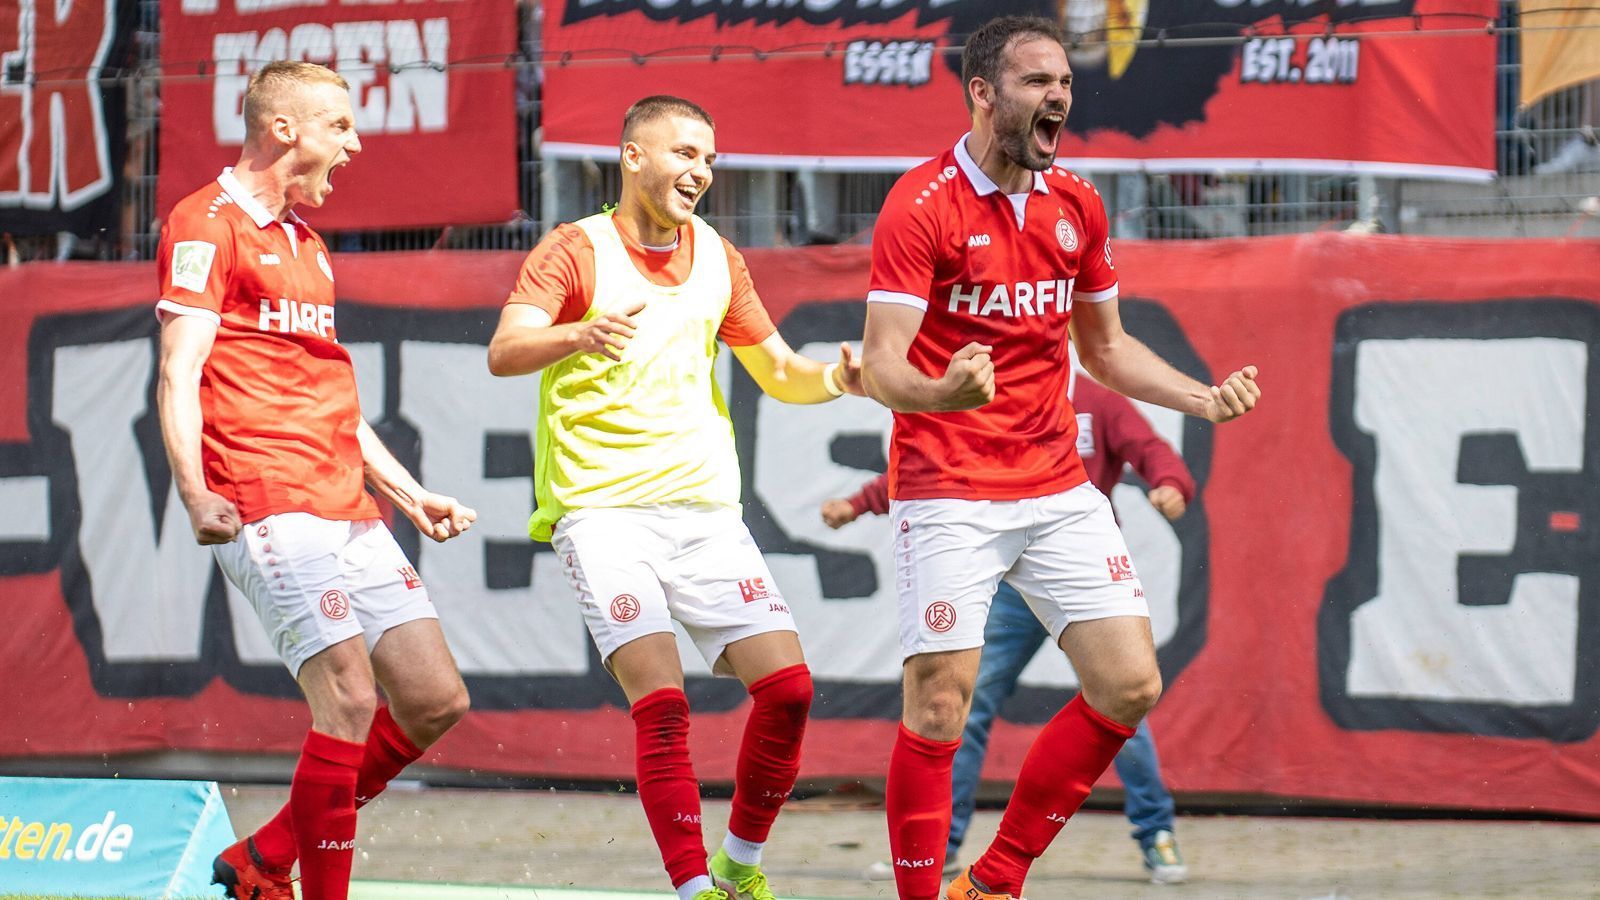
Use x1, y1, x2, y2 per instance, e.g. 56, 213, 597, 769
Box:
223, 786, 1600, 899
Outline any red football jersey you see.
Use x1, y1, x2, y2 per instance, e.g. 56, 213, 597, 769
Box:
155, 169, 378, 524
869, 135, 1118, 500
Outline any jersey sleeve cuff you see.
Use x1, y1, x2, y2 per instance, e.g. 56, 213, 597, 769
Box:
155, 299, 222, 326
1073, 284, 1118, 303
866, 289, 929, 311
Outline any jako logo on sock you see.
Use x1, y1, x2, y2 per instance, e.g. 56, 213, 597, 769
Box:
316, 839, 355, 850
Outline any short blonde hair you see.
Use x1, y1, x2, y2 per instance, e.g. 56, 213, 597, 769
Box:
242, 61, 349, 143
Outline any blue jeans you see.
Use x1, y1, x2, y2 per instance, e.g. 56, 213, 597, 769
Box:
947, 582, 1176, 858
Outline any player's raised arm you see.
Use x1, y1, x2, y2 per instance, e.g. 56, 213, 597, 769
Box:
1069, 297, 1260, 423
862, 302, 994, 412
731, 334, 863, 404
156, 314, 241, 545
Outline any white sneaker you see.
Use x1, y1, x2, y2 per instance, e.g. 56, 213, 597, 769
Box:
1141, 830, 1188, 884
863, 858, 962, 881
1534, 134, 1600, 175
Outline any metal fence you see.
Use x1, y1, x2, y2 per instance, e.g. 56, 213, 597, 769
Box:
13, 0, 1600, 264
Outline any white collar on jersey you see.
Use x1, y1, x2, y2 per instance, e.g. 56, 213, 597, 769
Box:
953, 133, 1049, 197
218, 167, 305, 230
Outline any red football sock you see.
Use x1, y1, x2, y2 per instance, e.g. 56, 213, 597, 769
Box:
632, 687, 707, 888
252, 706, 423, 867
971, 695, 1135, 895
289, 729, 364, 900
886, 723, 960, 900
728, 664, 812, 844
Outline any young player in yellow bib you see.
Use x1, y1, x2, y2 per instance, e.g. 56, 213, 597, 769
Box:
488, 95, 865, 900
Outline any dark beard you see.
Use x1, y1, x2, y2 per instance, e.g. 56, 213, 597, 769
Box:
996, 123, 1054, 172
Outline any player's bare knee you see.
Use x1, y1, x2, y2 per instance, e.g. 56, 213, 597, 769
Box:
314, 682, 378, 741
1107, 672, 1162, 724
395, 683, 469, 745
907, 691, 968, 741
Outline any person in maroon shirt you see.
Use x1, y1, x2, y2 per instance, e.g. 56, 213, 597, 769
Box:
823, 369, 1197, 884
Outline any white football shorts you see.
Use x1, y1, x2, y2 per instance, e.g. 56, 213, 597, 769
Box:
212, 513, 438, 677
890, 481, 1148, 658
552, 503, 798, 674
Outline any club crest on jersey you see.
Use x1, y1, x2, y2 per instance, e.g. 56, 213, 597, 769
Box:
1056, 218, 1079, 252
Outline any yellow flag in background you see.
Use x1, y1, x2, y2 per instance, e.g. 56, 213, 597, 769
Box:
1520, 1, 1600, 107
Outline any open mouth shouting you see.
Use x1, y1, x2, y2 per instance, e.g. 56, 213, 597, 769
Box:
1033, 109, 1066, 157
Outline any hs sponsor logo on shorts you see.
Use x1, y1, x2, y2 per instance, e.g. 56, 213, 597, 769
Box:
398, 565, 423, 590
320, 589, 350, 620
925, 601, 957, 633
738, 577, 771, 603
1107, 555, 1137, 583
610, 594, 640, 622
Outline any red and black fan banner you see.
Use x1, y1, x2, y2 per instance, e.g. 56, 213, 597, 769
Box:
1, 233, 1597, 814
156, 0, 521, 230
543, 0, 1496, 180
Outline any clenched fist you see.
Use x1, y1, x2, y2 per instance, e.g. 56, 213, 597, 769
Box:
938, 342, 995, 411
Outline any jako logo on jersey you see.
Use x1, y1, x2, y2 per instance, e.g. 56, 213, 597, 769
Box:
320, 590, 350, 620
738, 577, 770, 603
316, 839, 355, 850
258, 253, 280, 266
1107, 555, 1137, 583
259, 298, 335, 338
948, 279, 1074, 317
968, 233, 991, 247
398, 566, 423, 590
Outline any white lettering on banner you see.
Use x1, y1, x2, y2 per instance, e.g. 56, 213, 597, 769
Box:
1347, 338, 1583, 705
52, 342, 214, 662
0, 0, 117, 211
211, 18, 450, 145
948, 280, 1072, 316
